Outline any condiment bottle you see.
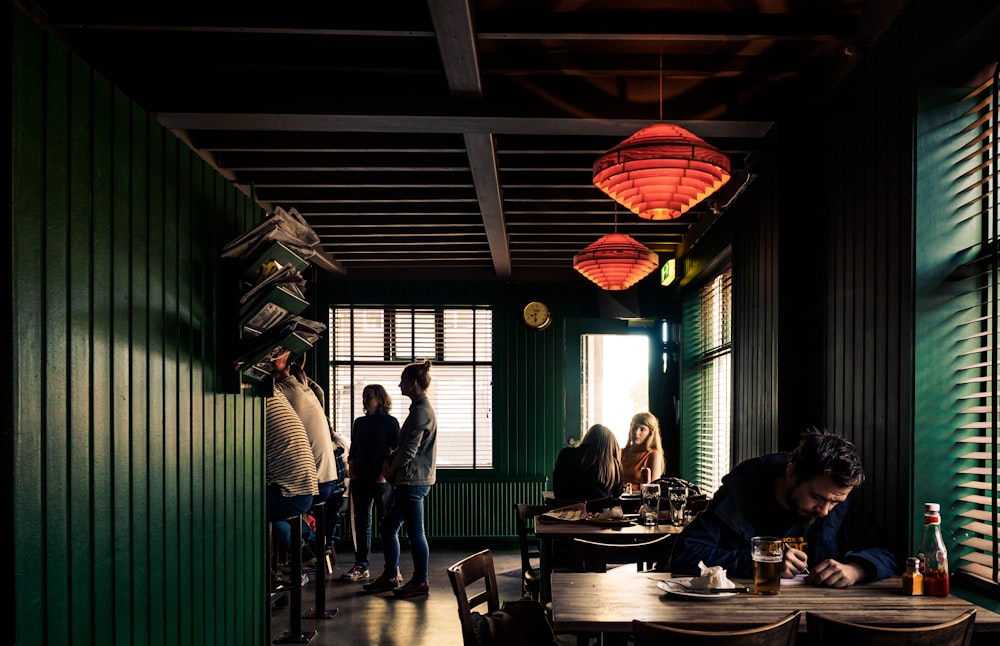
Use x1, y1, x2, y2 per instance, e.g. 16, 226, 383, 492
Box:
917, 502, 949, 596
902, 556, 923, 595
641, 467, 652, 484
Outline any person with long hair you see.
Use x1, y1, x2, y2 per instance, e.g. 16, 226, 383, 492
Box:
363, 360, 437, 598
340, 384, 400, 583
620, 412, 665, 487
552, 424, 624, 501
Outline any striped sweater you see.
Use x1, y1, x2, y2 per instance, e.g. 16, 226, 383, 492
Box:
265, 390, 319, 498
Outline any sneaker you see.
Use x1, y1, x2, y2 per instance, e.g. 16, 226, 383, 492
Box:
362, 572, 400, 594
392, 579, 429, 599
301, 545, 317, 567
340, 564, 371, 583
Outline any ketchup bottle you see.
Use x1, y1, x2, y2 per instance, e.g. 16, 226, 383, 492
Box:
917, 502, 949, 596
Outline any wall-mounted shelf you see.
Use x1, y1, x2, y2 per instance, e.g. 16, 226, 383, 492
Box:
221, 207, 328, 396
240, 284, 309, 337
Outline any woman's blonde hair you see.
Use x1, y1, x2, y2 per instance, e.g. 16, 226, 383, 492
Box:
625, 412, 662, 451
580, 424, 623, 489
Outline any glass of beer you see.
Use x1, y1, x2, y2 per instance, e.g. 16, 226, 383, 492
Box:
751, 536, 783, 595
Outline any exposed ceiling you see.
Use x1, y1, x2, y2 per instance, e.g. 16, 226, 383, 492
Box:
23, 1, 908, 282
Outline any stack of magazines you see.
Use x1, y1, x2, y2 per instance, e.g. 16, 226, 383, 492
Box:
222, 206, 327, 384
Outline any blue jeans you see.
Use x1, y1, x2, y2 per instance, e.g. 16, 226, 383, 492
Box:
351, 481, 392, 569
267, 484, 314, 550
381, 484, 431, 582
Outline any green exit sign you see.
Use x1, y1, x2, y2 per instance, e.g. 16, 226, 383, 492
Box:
660, 259, 676, 286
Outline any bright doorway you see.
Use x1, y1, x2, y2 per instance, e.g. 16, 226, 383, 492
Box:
581, 334, 650, 447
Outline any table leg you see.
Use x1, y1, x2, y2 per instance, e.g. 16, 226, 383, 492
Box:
539, 536, 552, 606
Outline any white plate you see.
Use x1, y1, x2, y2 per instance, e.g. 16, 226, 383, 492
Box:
657, 578, 742, 599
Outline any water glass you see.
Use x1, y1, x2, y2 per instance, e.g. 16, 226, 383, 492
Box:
640, 483, 660, 526
667, 485, 688, 525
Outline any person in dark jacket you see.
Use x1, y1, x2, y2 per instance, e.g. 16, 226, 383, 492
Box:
552, 424, 624, 501
671, 428, 898, 588
340, 384, 400, 583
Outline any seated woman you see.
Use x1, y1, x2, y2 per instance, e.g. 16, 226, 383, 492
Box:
620, 412, 665, 488
552, 424, 624, 501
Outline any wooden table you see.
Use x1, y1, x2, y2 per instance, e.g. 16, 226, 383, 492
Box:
534, 519, 682, 604
550, 571, 1000, 636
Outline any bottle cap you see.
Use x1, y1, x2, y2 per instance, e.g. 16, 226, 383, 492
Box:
925, 502, 940, 512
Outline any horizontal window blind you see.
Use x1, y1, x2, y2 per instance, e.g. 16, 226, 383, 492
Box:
330, 306, 493, 469
693, 268, 733, 495
952, 66, 998, 590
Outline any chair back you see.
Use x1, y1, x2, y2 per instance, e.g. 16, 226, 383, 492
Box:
447, 549, 501, 646
573, 534, 674, 573
807, 609, 975, 646
632, 611, 801, 646
514, 503, 547, 599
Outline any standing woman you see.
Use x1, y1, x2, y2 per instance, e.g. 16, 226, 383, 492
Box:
340, 384, 400, 583
363, 360, 437, 598
620, 412, 665, 488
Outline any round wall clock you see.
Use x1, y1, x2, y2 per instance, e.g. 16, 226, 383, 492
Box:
523, 301, 552, 330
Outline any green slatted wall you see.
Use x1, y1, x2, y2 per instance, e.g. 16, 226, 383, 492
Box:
9, 10, 266, 645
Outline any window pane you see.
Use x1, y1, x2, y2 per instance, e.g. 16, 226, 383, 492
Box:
331, 306, 493, 468
685, 266, 732, 495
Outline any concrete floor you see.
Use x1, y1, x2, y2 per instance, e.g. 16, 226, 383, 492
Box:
270, 546, 570, 646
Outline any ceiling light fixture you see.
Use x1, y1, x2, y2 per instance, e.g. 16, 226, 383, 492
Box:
573, 207, 659, 291
592, 54, 732, 220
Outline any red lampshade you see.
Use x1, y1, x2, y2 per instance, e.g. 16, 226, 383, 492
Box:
573, 233, 660, 291
593, 123, 731, 220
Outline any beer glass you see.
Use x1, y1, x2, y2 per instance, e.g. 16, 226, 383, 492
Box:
751, 536, 783, 595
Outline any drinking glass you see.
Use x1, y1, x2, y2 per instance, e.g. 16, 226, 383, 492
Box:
751, 536, 784, 595
640, 483, 660, 526
667, 485, 688, 526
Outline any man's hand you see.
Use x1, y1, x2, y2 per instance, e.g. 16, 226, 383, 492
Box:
806, 559, 865, 588
781, 547, 809, 578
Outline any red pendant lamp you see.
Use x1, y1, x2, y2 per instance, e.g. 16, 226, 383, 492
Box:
573, 232, 659, 291
593, 123, 731, 220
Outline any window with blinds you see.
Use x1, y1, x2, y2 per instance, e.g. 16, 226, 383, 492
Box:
953, 67, 998, 590
690, 267, 733, 495
329, 306, 493, 469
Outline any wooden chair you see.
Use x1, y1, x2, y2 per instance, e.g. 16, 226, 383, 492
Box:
514, 503, 547, 600
572, 534, 674, 573
447, 549, 501, 646
806, 609, 976, 646
632, 611, 801, 645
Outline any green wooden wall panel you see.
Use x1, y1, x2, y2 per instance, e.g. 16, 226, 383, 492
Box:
68, 50, 95, 644
10, 10, 267, 644
110, 87, 134, 646
91, 69, 116, 646
43, 33, 72, 645
11, 7, 47, 640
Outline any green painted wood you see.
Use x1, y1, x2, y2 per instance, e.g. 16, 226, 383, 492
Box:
43, 34, 72, 646
11, 11, 267, 644
10, 7, 47, 643
91, 68, 115, 646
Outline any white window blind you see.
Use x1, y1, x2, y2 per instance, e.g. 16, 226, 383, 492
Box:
329, 306, 493, 469
693, 268, 733, 495
953, 67, 999, 589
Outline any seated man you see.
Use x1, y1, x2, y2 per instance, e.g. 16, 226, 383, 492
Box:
671, 428, 897, 588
